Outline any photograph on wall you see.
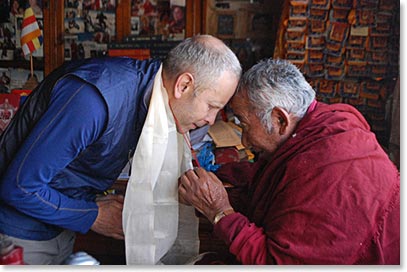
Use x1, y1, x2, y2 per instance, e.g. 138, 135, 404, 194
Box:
154, 1, 171, 37
62, 0, 117, 60
79, 39, 107, 59
0, 18, 16, 61
217, 14, 234, 36
80, 0, 116, 11
169, 1, 185, 33
65, 8, 85, 34
169, 0, 185, 39
0, 67, 11, 93
131, 0, 158, 17
130, 16, 141, 35
131, 0, 161, 37
64, 35, 78, 60
130, 0, 185, 40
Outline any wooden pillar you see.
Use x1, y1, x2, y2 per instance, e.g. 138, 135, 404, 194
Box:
42, 0, 65, 76
186, 0, 203, 37
116, 0, 131, 42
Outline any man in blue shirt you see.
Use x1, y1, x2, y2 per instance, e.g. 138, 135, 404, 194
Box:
0, 34, 241, 264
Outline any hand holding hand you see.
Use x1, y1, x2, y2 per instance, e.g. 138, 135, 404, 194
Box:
91, 194, 124, 240
178, 167, 234, 223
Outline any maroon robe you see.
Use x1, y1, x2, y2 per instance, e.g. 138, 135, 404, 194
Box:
214, 102, 400, 264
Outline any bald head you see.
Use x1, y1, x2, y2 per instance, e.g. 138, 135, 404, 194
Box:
193, 34, 229, 50
163, 34, 242, 94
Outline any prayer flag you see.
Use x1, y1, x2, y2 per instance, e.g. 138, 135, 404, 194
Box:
20, 7, 43, 56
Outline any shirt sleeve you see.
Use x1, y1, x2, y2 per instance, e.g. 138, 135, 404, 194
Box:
0, 75, 107, 233
214, 212, 269, 265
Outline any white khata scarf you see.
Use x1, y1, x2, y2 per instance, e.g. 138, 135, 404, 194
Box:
122, 65, 199, 265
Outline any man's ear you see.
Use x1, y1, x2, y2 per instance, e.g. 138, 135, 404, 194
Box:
271, 107, 291, 135
174, 72, 194, 99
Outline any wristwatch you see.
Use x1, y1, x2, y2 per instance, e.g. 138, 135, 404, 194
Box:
212, 209, 235, 225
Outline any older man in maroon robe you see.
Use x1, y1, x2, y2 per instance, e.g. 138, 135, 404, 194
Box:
178, 59, 400, 265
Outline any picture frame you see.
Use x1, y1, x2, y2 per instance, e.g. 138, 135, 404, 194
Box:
217, 13, 235, 38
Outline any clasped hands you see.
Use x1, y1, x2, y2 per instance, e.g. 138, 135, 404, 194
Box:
178, 167, 234, 223
89, 167, 233, 239
91, 194, 124, 240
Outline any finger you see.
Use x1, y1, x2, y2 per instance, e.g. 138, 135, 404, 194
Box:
185, 169, 199, 180
102, 194, 124, 204
194, 167, 208, 178
113, 194, 125, 203
178, 191, 189, 205
179, 173, 192, 187
178, 182, 187, 194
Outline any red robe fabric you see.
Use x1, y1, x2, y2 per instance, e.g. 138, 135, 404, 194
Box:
214, 102, 400, 265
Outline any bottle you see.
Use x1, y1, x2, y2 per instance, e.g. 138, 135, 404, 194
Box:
0, 234, 24, 265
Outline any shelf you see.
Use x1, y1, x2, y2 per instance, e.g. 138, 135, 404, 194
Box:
0, 60, 44, 70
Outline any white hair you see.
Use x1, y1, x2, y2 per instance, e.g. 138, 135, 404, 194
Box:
237, 58, 316, 132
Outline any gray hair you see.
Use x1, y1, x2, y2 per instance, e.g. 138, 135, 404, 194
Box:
237, 58, 315, 132
163, 34, 242, 95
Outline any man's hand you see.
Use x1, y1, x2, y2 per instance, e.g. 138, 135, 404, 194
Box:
91, 194, 124, 240
178, 167, 234, 223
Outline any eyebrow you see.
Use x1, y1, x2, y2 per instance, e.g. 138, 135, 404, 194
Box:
209, 101, 225, 109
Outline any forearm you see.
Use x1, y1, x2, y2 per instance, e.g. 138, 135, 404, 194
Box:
213, 212, 270, 264
0, 171, 98, 233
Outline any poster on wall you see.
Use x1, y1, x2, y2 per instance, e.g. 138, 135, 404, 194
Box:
169, 0, 185, 39
130, 0, 185, 40
131, 0, 169, 38
64, 0, 116, 60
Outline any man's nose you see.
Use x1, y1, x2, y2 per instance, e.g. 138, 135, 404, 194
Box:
205, 111, 218, 126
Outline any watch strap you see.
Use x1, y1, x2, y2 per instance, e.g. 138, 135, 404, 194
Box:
212, 209, 235, 225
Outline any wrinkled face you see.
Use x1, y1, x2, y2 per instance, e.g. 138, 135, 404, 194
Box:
171, 71, 239, 133
230, 92, 283, 154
